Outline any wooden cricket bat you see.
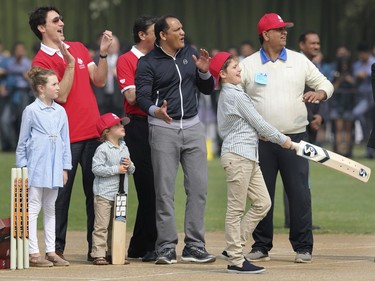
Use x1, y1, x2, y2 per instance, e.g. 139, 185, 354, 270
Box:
22, 167, 29, 269
111, 171, 127, 265
10, 168, 17, 270
16, 168, 24, 269
293, 141, 371, 183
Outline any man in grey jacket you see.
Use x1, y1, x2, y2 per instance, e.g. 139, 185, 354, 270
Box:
136, 15, 215, 265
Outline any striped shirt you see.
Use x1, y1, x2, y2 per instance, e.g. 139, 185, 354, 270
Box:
92, 140, 135, 201
218, 83, 287, 162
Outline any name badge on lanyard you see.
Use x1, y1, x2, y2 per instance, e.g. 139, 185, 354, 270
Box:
255, 72, 268, 85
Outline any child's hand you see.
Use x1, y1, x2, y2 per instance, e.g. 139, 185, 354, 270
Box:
119, 157, 131, 174
118, 164, 127, 174
63, 170, 68, 186
281, 136, 294, 150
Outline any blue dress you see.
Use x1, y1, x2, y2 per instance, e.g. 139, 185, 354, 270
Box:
16, 98, 72, 189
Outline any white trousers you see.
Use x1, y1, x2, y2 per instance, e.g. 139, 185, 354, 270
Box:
28, 186, 58, 255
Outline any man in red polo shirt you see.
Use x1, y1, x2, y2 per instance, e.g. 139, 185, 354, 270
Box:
29, 6, 112, 262
116, 15, 158, 262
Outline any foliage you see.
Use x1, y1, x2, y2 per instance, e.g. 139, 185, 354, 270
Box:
89, 0, 121, 19
0, 0, 374, 61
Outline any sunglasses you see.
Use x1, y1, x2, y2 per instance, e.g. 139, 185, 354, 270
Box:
51, 15, 64, 23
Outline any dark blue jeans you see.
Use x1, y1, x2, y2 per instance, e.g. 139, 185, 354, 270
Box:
55, 138, 100, 254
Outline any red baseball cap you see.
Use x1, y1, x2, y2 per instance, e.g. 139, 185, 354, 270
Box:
209, 52, 232, 88
257, 13, 294, 34
96, 113, 130, 135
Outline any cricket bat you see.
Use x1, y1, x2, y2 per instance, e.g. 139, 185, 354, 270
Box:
21, 167, 29, 269
10, 168, 17, 270
111, 164, 127, 265
292, 141, 371, 183
16, 168, 24, 269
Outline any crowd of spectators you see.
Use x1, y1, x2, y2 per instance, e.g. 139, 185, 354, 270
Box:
0, 38, 374, 158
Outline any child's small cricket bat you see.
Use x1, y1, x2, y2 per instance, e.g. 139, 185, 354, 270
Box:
111, 159, 127, 265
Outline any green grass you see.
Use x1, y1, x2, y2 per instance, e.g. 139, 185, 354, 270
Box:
1, 145, 375, 234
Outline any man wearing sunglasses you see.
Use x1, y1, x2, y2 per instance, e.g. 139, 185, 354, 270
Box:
29, 6, 112, 263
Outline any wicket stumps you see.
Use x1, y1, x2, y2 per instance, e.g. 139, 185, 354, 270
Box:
10, 167, 29, 270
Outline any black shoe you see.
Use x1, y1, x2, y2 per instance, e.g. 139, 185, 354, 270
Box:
227, 260, 265, 274
181, 246, 216, 263
155, 248, 177, 264
127, 248, 145, 260
142, 250, 157, 262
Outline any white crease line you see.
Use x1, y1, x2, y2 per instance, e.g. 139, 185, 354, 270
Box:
0, 268, 225, 281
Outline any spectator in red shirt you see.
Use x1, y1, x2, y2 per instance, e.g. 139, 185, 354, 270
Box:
29, 6, 112, 262
116, 15, 158, 262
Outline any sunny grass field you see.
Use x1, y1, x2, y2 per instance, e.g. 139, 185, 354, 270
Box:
1, 145, 375, 234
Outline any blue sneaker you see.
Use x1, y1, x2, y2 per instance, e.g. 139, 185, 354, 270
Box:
227, 259, 265, 274
181, 246, 216, 263
155, 248, 177, 264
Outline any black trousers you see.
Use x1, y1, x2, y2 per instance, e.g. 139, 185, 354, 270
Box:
252, 132, 313, 253
125, 117, 157, 256
55, 138, 100, 254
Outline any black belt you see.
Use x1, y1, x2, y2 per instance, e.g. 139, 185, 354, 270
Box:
125, 114, 148, 121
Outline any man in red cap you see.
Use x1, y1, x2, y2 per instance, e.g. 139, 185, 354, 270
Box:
239, 13, 334, 263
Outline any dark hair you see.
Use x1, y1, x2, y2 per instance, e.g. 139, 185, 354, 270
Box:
258, 34, 264, 45
240, 40, 254, 47
11, 41, 25, 55
336, 56, 352, 73
133, 15, 158, 44
357, 42, 370, 52
29, 6, 61, 40
154, 15, 177, 42
298, 31, 318, 44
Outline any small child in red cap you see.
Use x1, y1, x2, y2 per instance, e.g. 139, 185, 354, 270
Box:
90, 113, 135, 265
209, 52, 293, 274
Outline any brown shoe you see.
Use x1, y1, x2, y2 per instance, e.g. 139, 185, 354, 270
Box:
30, 256, 54, 267
46, 254, 70, 266
56, 251, 67, 261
